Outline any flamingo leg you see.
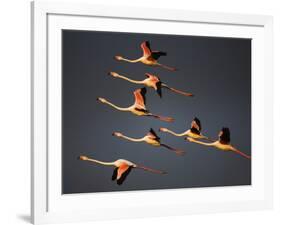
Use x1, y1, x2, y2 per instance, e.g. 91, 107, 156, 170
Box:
136, 165, 167, 174
146, 113, 174, 122
160, 144, 185, 155
156, 63, 177, 71
231, 148, 251, 159
162, 84, 193, 97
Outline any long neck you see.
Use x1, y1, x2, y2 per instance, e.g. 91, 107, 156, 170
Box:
120, 135, 144, 142
104, 101, 129, 111
120, 57, 141, 63
191, 139, 216, 146
115, 74, 144, 84
85, 158, 115, 166
165, 129, 187, 137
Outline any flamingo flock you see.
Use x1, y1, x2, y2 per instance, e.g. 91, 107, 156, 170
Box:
78, 40, 251, 186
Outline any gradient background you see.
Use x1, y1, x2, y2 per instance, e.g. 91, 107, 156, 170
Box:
62, 30, 251, 194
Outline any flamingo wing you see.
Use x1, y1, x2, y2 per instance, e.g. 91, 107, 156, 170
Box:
219, 127, 231, 145
133, 87, 146, 107
151, 51, 167, 60
141, 41, 152, 57
191, 117, 202, 131
116, 165, 133, 185
156, 81, 162, 97
111, 167, 118, 181
147, 128, 161, 141
145, 72, 153, 78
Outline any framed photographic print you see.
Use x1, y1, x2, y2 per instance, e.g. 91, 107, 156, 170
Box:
31, 1, 273, 224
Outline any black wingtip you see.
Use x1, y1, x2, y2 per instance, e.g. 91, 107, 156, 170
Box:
220, 127, 231, 143
140, 87, 147, 96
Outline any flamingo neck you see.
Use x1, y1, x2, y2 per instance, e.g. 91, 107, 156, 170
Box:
120, 57, 141, 63
85, 158, 115, 166
120, 135, 144, 142
165, 129, 187, 137
191, 139, 216, 146
115, 74, 144, 84
103, 101, 129, 111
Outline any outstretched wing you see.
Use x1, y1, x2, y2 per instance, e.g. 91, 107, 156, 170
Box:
111, 167, 118, 181
141, 41, 152, 57
219, 127, 231, 144
116, 165, 133, 185
147, 128, 161, 141
151, 51, 167, 60
191, 117, 202, 131
133, 87, 146, 107
156, 81, 162, 97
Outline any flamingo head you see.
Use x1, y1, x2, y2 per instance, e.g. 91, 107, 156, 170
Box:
114, 55, 123, 61
109, 71, 119, 77
159, 127, 168, 132
97, 97, 107, 103
112, 132, 123, 137
79, 155, 89, 161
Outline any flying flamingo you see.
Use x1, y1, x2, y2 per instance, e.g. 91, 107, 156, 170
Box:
112, 128, 185, 156
79, 155, 166, 185
109, 71, 193, 98
97, 87, 174, 122
114, 41, 177, 71
186, 127, 251, 159
159, 117, 210, 140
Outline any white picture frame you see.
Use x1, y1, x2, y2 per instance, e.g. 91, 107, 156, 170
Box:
31, 1, 273, 224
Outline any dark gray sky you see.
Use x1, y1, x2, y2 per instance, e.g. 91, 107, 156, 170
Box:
62, 30, 251, 194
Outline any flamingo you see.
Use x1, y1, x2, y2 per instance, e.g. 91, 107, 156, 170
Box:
114, 41, 177, 71
79, 155, 166, 185
186, 127, 251, 159
97, 87, 174, 122
112, 128, 185, 156
109, 71, 193, 98
159, 117, 210, 140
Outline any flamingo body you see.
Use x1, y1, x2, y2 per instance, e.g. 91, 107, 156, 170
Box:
113, 128, 184, 155
160, 117, 209, 139
186, 127, 251, 159
109, 72, 193, 98
97, 87, 174, 122
79, 155, 166, 185
115, 41, 177, 71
